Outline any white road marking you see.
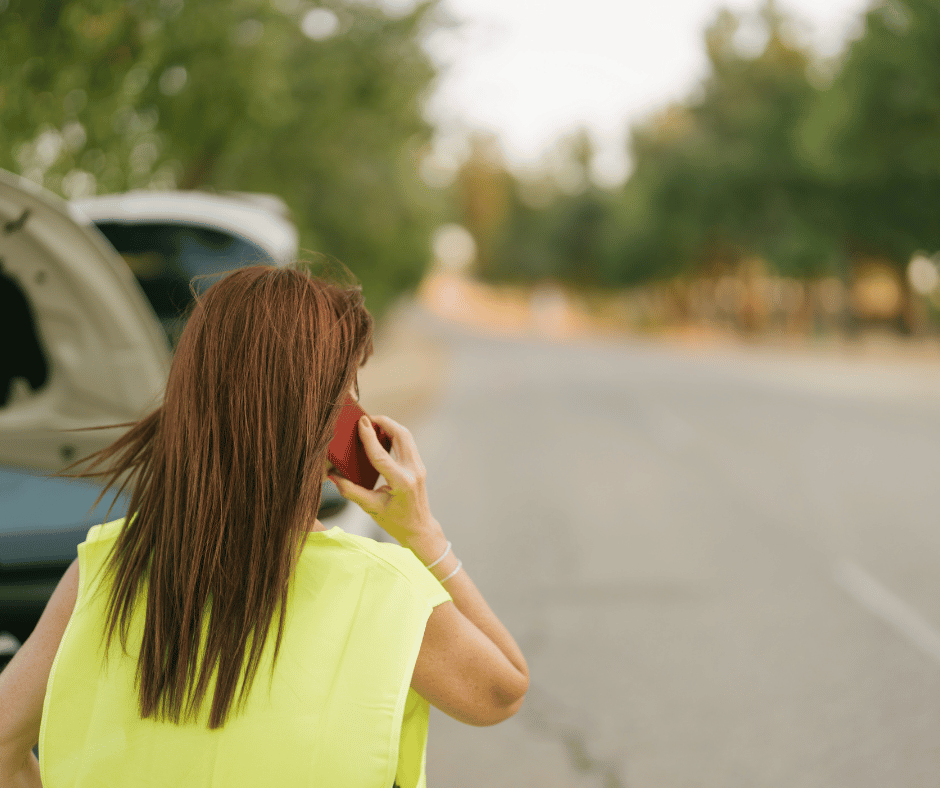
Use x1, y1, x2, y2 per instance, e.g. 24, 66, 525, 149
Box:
835, 558, 940, 665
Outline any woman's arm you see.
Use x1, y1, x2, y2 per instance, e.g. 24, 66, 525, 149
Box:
329, 416, 529, 726
0, 558, 78, 788
408, 525, 529, 726
1, 750, 42, 788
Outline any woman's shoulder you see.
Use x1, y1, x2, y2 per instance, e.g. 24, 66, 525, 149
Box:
83, 515, 130, 545
327, 529, 451, 608
328, 528, 426, 578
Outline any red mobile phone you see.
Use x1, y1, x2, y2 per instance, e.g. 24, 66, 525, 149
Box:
327, 395, 392, 490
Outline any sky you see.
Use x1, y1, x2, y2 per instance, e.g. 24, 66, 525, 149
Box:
410, 0, 873, 186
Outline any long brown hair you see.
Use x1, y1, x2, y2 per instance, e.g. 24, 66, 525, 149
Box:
50, 261, 374, 729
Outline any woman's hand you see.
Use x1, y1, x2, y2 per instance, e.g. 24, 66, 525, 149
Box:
330, 415, 531, 727
328, 415, 444, 549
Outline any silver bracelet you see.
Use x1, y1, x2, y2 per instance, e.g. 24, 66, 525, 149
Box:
425, 540, 451, 570
440, 559, 463, 583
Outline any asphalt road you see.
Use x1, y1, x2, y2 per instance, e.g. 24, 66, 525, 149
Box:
396, 304, 940, 787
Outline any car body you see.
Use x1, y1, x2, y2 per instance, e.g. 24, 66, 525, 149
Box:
0, 171, 377, 664
72, 189, 299, 349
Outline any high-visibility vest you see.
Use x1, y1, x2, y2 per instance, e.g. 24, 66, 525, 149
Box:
40, 517, 451, 788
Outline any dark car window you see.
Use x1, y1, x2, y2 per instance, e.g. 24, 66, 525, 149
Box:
0, 263, 49, 408
94, 223, 273, 348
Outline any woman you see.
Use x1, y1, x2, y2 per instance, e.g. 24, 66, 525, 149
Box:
0, 263, 528, 788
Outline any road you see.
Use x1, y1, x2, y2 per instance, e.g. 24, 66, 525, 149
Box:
387, 302, 940, 787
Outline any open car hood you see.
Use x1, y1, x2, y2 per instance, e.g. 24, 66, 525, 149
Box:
0, 169, 171, 474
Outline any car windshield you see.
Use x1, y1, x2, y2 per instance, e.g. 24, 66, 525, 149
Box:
94, 222, 274, 348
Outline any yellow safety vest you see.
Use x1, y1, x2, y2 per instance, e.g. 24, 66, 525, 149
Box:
40, 517, 451, 788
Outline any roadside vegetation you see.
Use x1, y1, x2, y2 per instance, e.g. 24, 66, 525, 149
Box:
448, 0, 940, 339
3, 0, 939, 336
1, 0, 444, 320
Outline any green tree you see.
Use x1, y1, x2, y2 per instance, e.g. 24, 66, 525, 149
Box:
1, 0, 445, 319
615, 2, 836, 286
799, 0, 940, 266
478, 130, 620, 290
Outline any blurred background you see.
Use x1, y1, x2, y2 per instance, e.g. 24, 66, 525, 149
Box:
4, 0, 940, 338
4, 0, 940, 785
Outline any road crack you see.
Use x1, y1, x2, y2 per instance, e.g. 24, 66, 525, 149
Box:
519, 683, 627, 788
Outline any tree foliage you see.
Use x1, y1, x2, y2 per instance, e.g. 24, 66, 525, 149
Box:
459, 0, 940, 332
1, 0, 445, 319
799, 0, 940, 266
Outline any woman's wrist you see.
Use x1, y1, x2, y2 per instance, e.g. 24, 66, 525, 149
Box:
404, 519, 447, 566
404, 518, 463, 582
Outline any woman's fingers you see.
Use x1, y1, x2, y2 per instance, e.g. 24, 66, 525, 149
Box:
331, 414, 435, 544
328, 471, 385, 512
368, 414, 424, 470
357, 416, 401, 482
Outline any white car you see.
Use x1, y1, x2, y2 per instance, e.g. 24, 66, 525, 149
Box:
0, 170, 377, 661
